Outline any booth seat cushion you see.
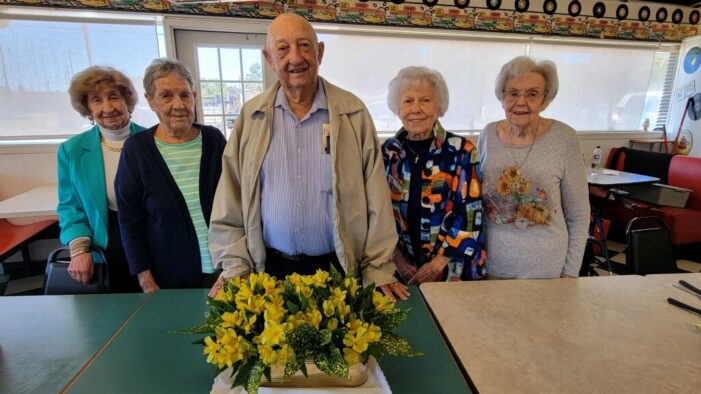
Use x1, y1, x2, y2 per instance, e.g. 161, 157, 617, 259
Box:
651, 206, 701, 245
668, 155, 701, 211
599, 148, 701, 246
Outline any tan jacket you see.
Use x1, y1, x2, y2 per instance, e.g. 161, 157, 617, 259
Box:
209, 78, 398, 287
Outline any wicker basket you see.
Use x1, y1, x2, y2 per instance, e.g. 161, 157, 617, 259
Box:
261, 360, 368, 387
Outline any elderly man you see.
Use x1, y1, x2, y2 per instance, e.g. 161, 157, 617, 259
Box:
208, 14, 408, 301
116, 58, 226, 292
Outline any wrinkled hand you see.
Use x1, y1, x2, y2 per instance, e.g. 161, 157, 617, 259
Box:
137, 270, 160, 293
409, 255, 450, 285
68, 252, 94, 285
393, 247, 418, 283
208, 274, 224, 298
379, 281, 410, 302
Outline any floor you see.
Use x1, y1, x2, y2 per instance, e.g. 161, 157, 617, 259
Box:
591, 240, 701, 276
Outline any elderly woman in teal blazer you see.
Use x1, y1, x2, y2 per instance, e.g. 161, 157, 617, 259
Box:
57, 66, 146, 292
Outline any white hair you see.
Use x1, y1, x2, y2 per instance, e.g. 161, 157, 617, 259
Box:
495, 56, 559, 104
387, 66, 449, 117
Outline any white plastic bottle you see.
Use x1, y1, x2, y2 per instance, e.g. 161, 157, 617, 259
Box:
591, 145, 602, 173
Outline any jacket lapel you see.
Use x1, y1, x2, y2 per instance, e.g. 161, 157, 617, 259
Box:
78, 127, 108, 231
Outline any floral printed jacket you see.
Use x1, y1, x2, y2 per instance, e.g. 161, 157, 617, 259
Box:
382, 122, 486, 280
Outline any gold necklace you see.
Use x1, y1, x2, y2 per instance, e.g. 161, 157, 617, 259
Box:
100, 135, 122, 153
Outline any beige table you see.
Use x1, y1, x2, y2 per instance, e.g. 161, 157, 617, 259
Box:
0, 184, 58, 222
421, 276, 701, 393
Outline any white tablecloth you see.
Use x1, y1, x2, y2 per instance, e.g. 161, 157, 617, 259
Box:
211, 357, 391, 394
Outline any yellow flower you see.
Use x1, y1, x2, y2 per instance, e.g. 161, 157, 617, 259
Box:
312, 269, 330, 287
326, 318, 339, 330
259, 320, 285, 347
322, 300, 336, 317
330, 287, 347, 304
305, 308, 323, 329
220, 311, 240, 329
264, 297, 287, 324
372, 291, 396, 313
296, 285, 313, 299
343, 319, 382, 353
343, 347, 362, 366
286, 311, 307, 328
343, 278, 360, 297
215, 288, 234, 302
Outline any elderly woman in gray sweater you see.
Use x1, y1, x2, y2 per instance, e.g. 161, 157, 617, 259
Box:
477, 56, 589, 279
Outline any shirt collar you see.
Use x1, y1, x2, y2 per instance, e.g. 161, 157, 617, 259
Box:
274, 79, 328, 119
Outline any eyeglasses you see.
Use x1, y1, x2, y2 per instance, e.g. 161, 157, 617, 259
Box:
504, 90, 545, 103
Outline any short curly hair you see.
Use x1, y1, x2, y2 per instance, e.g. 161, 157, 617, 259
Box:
143, 58, 195, 98
494, 56, 559, 105
387, 66, 449, 117
68, 66, 138, 119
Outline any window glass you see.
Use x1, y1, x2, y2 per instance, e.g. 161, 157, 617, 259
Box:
530, 42, 655, 131
318, 33, 525, 135
0, 19, 161, 138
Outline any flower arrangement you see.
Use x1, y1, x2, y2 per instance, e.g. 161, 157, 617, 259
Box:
180, 267, 420, 394
485, 165, 551, 227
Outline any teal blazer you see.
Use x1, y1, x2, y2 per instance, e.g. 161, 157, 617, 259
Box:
57, 123, 146, 249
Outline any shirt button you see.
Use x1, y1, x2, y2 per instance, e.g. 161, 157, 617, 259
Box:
297, 148, 301, 154
297, 175, 301, 179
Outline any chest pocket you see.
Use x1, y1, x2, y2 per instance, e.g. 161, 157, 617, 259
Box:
321, 155, 333, 194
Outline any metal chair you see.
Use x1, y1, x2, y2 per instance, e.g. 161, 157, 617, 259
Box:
625, 216, 678, 276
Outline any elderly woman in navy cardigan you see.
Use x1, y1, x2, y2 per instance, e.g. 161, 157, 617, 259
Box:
116, 58, 226, 292
58, 66, 145, 292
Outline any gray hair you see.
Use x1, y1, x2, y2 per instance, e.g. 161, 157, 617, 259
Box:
143, 58, 195, 97
68, 66, 138, 119
387, 66, 449, 117
495, 56, 559, 105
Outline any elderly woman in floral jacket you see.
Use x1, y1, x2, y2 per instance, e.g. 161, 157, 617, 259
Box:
382, 66, 486, 284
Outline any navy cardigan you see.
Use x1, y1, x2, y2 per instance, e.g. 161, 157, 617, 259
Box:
115, 124, 226, 288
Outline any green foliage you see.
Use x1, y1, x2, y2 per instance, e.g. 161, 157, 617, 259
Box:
378, 332, 423, 357
314, 347, 348, 378
373, 308, 410, 331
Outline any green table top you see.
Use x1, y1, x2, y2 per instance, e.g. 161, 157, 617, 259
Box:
0, 293, 147, 393
68, 287, 470, 393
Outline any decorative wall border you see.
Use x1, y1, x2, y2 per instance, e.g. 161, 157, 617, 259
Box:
1, 0, 698, 42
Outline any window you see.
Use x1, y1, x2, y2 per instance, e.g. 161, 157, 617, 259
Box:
317, 27, 675, 134
319, 32, 525, 136
0, 14, 162, 140
197, 47, 264, 138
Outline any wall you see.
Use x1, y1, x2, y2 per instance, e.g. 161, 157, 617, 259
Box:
2, 0, 699, 42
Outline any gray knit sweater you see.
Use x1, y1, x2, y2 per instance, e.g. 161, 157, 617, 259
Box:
477, 120, 590, 278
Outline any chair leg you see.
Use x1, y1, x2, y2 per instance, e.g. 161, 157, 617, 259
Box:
21, 245, 31, 277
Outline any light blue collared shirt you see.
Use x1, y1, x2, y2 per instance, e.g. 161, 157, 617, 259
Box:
260, 83, 334, 256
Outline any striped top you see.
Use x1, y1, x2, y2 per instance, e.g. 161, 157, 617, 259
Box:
155, 133, 214, 273
260, 83, 334, 256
